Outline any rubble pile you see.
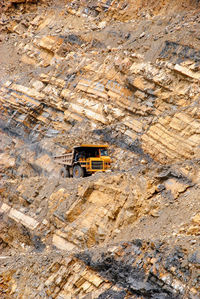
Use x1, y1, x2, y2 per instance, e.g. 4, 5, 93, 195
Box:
0, 0, 41, 14
1, 240, 200, 298
0, 0, 200, 298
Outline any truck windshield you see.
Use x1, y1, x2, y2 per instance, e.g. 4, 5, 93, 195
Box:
100, 149, 108, 156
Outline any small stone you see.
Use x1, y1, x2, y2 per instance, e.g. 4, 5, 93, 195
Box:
190, 239, 197, 245
150, 209, 160, 217
98, 21, 107, 29
139, 32, 145, 38
31, 80, 44, 92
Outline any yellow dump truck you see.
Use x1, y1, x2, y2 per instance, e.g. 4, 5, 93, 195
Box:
54, 144, 111, 178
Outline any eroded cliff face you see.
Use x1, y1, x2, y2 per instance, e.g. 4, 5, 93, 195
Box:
0, 0, 200, 298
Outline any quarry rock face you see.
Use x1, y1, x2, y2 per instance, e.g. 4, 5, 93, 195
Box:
0, 0, 200, 298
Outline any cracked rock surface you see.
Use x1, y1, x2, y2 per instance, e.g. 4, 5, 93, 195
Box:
0, 0, 200, 298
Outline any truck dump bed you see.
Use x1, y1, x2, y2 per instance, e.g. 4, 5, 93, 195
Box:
53, 152, 73, 166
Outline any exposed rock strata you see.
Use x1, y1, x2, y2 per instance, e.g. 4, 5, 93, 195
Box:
0, 0, 200, 298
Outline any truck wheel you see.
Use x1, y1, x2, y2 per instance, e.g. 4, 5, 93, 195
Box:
60, 167, 70, 178
73, 165, 84, 178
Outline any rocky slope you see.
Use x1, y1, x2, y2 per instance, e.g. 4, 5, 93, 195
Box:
0, 0, 200, 298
